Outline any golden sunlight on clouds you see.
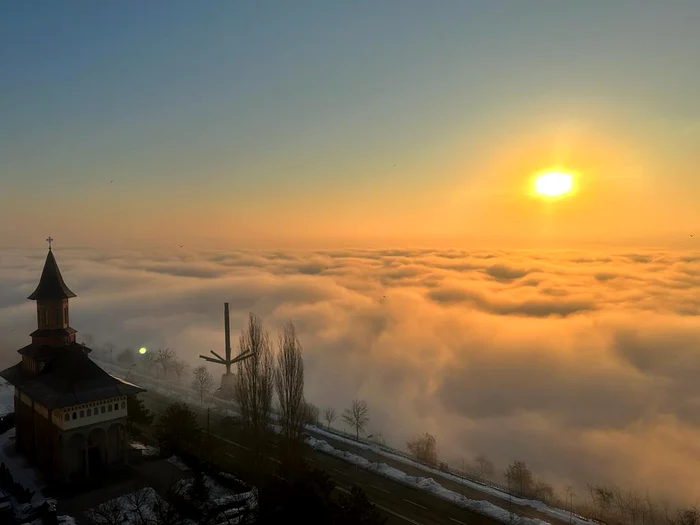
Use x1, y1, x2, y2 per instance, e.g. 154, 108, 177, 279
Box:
4, 246, 700, 504
436, 115, 669, 245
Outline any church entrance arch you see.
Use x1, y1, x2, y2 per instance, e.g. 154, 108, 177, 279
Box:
87, 427, 107, 474
66, 433, 85, 482
107, 423, 122, 465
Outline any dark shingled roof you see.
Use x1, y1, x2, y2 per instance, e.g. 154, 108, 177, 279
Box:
0, 342, 144, 409
27, 249, 76, 301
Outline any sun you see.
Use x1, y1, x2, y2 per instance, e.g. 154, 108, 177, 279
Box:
532, 171, 574, 198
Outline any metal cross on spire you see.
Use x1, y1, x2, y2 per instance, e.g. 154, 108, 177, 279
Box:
46, 236, 54, 250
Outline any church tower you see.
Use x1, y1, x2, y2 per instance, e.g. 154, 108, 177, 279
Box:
0, 238, 145, 483
27, 238, 78, 348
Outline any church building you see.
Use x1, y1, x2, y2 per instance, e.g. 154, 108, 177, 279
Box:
0, 241, 145, 483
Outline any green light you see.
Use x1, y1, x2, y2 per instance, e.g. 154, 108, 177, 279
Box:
139, 347, 147, 355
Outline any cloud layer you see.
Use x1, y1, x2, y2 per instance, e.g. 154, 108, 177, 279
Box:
2, 246, 700, 503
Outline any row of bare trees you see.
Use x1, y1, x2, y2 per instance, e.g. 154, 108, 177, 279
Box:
583, 483, 700, 525
92, 333, 700, 525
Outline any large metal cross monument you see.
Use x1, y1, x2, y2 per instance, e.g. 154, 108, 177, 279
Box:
198, 303, 252, 397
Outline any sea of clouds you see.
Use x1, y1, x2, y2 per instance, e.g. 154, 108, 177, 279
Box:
2, 246, 700, 504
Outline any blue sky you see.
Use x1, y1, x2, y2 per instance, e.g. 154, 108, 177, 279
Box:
2, 1, 699, 247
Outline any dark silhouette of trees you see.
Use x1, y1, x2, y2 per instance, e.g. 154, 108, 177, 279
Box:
155, 347, 176, 378
275, 321, 306, 460
406, 433, 437, 465
126, 395, 154, 436
172, 358, 189, 384
505, 460, 534, 497
304, 402, 319, 426
192, 365, 214, 404
155, 402, 201, 456
324, 407, 336, 429
235, 313, 274, 469
342, 399, 369, 439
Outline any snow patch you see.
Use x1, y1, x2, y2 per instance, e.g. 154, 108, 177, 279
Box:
0, 428, 45, 504
130, 442, 160, 457
175, 474, 256, 507
308, 425, 591, 525
166, 456, 190, 471
306, 435, 555, 525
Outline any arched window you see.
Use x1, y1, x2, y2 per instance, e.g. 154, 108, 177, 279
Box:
64, 414, 69, 422
79, 410, 84, 418
87, 409, 92, 417
101, 406, 105, 414
72, 412, 77, 420
121, 402, 125, 409
114, 403, 119, 411
108, 405, 112, 412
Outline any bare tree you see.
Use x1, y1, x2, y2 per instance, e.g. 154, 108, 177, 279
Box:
533, 478, 555, 504
644, 492, 659, 525
324, 407, 337, 429
474, 454, 495, 480
155, 347, 176, 378
587, 484, 614, 521
191, 365, 214, 404
103, 342, 116, 363
172, 358, 189, 384
275, 321, 306, 449
235, 313, 275, 467
677, 507, 700, 525
406, 433, 438, 465
342, 399, 369, 439
304, 402, 319, 425
505, 461, 534, 497
83, 497, 128, 525
120, 488, 154, 525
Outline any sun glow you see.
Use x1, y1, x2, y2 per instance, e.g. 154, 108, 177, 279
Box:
533, 171, 574, 198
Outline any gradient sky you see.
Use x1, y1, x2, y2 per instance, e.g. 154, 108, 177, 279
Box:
2, 1, 699, 249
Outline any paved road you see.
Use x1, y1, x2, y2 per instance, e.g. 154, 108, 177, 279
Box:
122, 370, 572, 525
305, 430, 570, 525
215, 429, 502, 525
138, 389, 516, 525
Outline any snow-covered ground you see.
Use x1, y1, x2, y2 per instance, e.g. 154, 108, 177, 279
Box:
87, 483, 256, 525
87, 487, 196, 525
306, 435, 553, 525
166, 455, 190, 471
130, 442, 160, 457
0, 428, 45, 505
0, 379, 14, 416
175, 473, 256, 508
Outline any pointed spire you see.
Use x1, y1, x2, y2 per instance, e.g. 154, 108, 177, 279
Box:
27, 248, 76, 301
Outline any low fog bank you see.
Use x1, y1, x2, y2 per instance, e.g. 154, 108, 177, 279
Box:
2, 246, 700, 504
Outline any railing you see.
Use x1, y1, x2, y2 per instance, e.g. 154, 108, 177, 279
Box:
313, 424, 515, 497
